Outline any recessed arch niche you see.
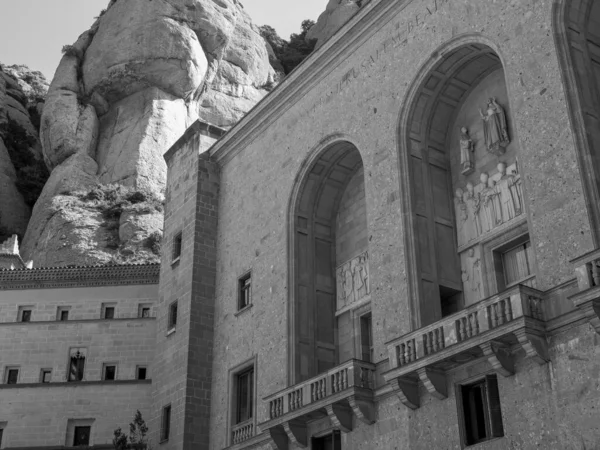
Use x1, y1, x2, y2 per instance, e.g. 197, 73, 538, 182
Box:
400, 41, 530, 329
290, 140, 369, 383
554, 0, 600, 242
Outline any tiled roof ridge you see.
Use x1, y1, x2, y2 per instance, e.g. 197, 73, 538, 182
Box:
0, 262, 160, 272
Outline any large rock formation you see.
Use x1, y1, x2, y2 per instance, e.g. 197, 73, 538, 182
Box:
22, 0, 278, 267
0, 64, 48, 241
306, 0, 364, 48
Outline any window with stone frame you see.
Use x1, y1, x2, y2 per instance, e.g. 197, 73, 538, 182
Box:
235, 367, 254, 425
168, 301, 178, 332
160, 404, 171, 442
238, 272, 252, 311
4, 367, 19, 384
489, 233, 536, 293
136, 366, 147, 380
359, 312, 374, 363
103, 364, 117, 381
172, 231, 183, 263
73, 426, 91, 446
138, 303, 151, 318
40, 369, 52, 383
102, 303, 116, 319
457, 374, 504, 447
17, 306, 33, 322
57, 306, 70, 321
68, 348, 86, 382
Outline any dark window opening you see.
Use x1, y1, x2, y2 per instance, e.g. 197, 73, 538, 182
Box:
104, 365, 116, 381
160, 405, 171, 442
168, 302, 178, 330
20, 310, 32, 322
440, 285, 462, 317
460, 375, 504, 446
312, 430, 342, 450
238, 273, 252, 310
6, 369, 18, 384
0, 428, 3, 447
142, 308, 150, 318
68, 351, 85, 382
73, 426, 91, 446
172, 232, 183, 262
60, 310, 69, 321
137, 367, 147, 380
236, 367, 254, 424
360, 313, 373, 363
104, 306, 115, 319
41, 369, 52, 383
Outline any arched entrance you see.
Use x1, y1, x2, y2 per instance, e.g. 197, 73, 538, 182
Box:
399, 39, 533, 329
289, 140, 369, 383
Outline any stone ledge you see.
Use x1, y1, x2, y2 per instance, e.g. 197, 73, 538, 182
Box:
163, 119, 226, 163
0, 317, 156, 327
0, 379, 152, 389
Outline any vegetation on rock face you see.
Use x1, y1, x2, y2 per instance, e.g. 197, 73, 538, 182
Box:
2, 121, 49, 207
260, 20, 317, 74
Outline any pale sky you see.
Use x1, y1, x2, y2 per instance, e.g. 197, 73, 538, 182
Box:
0, 0, 326, 81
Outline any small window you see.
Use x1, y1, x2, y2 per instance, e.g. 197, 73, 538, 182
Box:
0, 428, 3, 447
17, 306, 33, 322
68, 349, 86, 382
312, 430, 342, 450
40, 369, 52, 383
136, 366, 147, 380
168, 301, 178, 332
459, 375, 504, 447
235, 367, 254, 424
73, 426, 91, 446
360, 313, 374, 363
502, 241, 533, 286
238, 272, 252, 310
103, 364, 116, 381
5, 367, 19, 384
138, 304, 151, 318
57, 307, 70, 321
172, 232, 183, 262
160, 404, 171, 442
102, 303, 116, 319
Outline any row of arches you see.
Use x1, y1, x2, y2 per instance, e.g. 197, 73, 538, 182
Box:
286, 0, 600, 384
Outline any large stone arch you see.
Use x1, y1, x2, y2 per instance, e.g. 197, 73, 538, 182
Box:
397, 35, 531, 330
553, 0, 600, 244
288, 137, 369, 384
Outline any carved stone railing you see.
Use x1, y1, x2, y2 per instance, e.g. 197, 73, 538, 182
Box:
231, 420, 254, 445
569, 248, 600, 334
261, 359, 376, 450
383, 284, 548, 410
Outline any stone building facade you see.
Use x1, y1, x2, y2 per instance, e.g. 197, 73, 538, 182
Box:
2, 0, 600, 449
154, 0, 600, 449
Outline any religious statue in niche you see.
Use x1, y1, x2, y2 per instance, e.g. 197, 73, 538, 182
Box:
336, 250, 370, 309
461, 248, 483, 302
459, 127, 475, 175
464, 182, 481, 241
479, 97, 510, 156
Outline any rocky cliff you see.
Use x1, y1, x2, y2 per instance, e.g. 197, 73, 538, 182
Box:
306, 0, 364, 48
21, 0, 278, 267
0, 64, 48, 242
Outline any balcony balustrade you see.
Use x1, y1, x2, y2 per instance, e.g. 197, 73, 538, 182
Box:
261, 359, 376, 450
383, 284, 548, 409
570, 248, 600, 334
231, 420, 254, 446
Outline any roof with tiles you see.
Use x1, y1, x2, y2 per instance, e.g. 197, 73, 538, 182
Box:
0, 263, 160, 290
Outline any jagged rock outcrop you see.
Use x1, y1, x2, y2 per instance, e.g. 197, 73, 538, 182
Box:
22, 0, 278, 267
0, 64, 48, 241
306, 0, 364, 48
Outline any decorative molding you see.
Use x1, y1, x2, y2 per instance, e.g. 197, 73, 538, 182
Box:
417, 368, 447, 400
282, 420, 307, 448
267, 427, 289, 450
514, 329, 549, 364
0, 263, 160, 290
325, 403, 353, 433
480, 341, 515, 377
389, 376, 420, 410
348, 395, 375, 425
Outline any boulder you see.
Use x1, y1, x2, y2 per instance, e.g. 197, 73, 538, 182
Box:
306, 0, 362, 49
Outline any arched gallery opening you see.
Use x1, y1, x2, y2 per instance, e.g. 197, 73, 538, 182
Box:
401, 43, 535, 329
290, 141, 370, 383
556, 0, 600, 241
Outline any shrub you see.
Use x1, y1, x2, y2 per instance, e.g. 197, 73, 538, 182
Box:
146, 231, 162, 255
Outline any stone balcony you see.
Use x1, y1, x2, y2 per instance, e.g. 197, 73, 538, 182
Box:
383, 284, 549, 409
260, 359, 376, 450
569, 248, 600, 334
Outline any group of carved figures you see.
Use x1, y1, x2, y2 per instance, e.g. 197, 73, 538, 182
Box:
454, 162, 523, 247
336, 251, 370, 308
460, 97, 511, 174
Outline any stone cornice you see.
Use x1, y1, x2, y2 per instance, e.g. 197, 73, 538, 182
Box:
0, 379, 152, 390
209, 0, 412, 166
164, 119, 226, 163
0, 263, 160, 290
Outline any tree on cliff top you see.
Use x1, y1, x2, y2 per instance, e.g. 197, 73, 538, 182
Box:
260, 20, 317, 75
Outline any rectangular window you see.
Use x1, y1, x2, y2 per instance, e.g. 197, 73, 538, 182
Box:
238, 273, 252, 310
73, 426, 91, 446
136, 366, 147, 380
172, 232, 183, 262
103, 364, 116, 381
0, 428, 3, 447
236, 367, 254, 424
160, 405, 171, 442
360, 313, 374, 363
312, 430, 342, 450
459, 375, 504, 446
502, 241, 533, 286
40, 369, 52, 383
168, 301, 178, 331
5, 367, 19, 384
102, 303, 116, 319
57, 306, 71, 321
138, 304, 151, 318
17, 306, 33, 322
68, 348, 86, 382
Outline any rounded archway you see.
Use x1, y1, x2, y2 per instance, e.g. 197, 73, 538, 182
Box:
399, 40, 532, 329
289, 139, 369, 383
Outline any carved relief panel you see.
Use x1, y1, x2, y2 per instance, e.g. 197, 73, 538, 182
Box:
336, 250, 370, 310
